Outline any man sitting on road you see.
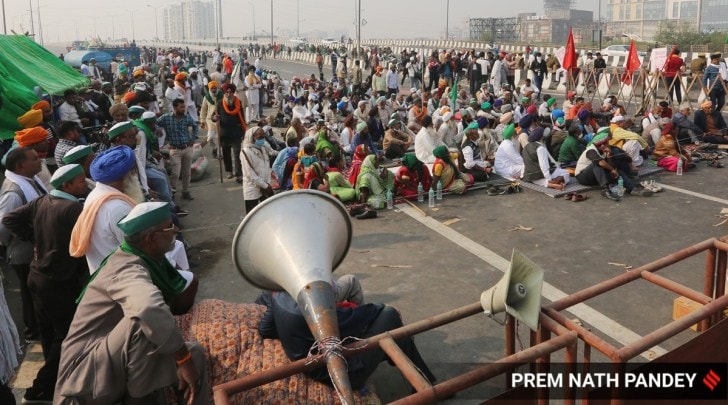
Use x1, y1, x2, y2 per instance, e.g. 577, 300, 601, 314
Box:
693, 100, 728, 144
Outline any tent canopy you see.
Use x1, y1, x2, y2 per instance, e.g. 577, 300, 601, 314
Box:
0, 35, 89, 140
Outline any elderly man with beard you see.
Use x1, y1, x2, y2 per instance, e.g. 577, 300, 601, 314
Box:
200, 81, 222, 157
68, 146, 192, 278
56, 202, 207, 405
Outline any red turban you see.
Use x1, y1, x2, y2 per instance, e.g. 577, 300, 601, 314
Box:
32, 100, 50, 110
221, 83, 236, 93
15, 126, 48, 147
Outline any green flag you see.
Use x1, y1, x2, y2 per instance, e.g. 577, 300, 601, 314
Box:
450, 80, 458, 109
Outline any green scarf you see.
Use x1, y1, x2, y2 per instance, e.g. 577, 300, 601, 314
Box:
205, 89, 221, 106
133, 120, 158, 153
50, 189, 79, 202
315, 129, 339, 159
76, 240, 186, 305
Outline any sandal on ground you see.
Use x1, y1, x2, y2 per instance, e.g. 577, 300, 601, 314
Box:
563, 192, 576, 200
487, 186, 505, 196
640, 180, 663, 193
708, 159, 724, 168
571, 193, 588, 202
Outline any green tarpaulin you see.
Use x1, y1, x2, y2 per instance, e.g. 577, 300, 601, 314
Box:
0, 35, 89, 140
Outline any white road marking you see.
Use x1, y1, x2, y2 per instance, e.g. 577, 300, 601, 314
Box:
654, 183, 728, 205
397, 204, 667, 361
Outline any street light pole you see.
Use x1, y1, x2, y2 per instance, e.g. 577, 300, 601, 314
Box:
1, 0, 6, 34
445, 0, 449, 40
28, 0, 34, 37
297, 0, 299, 37
249, 2, 255, 40
129, 10, 136, 40
147, 5, 158, 39
36, 0, 43, 45
270, 0, 273, 45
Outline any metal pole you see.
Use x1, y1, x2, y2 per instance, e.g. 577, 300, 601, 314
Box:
445, 0, 449, 40
270, 0, 273, 46
598, 0, 602, 51
28, 0, 34, 37
357, 0, 361, 66
36, 0, 43, 45
154, 7, 159, 39
130, 10, 135, 40
296, 0, 299, 37
1, 0, 6, 34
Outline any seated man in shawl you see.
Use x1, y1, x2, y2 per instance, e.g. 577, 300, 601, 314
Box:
461, 122, 492, 182
395, 153, 433, 199
352, 122, 381, 157
69, 146, 193, 280
56, 202, 209, 404
693, 100, 728, 144
356, 155, 395, 209
383, 119, 412, 159
256, 283, 435, 391
432, 146, 473, 195
575, 131, 652, 202
521, 127, 570, 191
494, 124, 524, 179
609, 116, 649, 168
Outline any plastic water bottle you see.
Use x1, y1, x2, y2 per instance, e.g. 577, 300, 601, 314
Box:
428, 187, 435, 208
676, 159, 683, 176
386, 189, 393, 209
436, 180, 443, 200
617, 176, 624, 197
417, 182, 424, 202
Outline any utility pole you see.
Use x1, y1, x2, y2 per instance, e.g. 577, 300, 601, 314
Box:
357, 0, 361, 64
216, 0, 222, 47
28, 0, 34, 37
598, 0, 602, 51
249, 2, 255, 40
296, 0, 299, 37
2, 0, 6, 34
36, 0, 43, 45
445, 0, 449, 40
270, 0, 273, 45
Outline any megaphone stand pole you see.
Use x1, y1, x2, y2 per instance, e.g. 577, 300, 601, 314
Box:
298, 281, 356, 405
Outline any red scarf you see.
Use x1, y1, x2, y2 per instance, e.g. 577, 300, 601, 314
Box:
222, 97, 247, 131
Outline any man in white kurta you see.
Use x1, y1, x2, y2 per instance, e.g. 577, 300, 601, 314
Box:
494, 124, 525, 179
244, 67, 262, 122
414, 116, 444, 164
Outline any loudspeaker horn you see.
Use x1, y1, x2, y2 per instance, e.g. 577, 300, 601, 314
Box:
480, 249, 544, 331
232, 190, 355, 405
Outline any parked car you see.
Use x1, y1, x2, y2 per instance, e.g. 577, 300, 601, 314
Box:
291, 37, 306, 45
600, 45, 647, 58
322, 38, 339, 46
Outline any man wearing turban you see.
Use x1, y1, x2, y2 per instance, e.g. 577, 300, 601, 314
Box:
494, 124, 525, 179
17, 109, 43, 129
694, 99, 728, 144
14, 127, 52, 189
200, 81, 222, 157
521, 127, 570, 191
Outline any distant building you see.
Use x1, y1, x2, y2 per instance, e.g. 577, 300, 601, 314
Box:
163, 0, 216, 40
605, 0, 705, 42
518, 9, 594, 44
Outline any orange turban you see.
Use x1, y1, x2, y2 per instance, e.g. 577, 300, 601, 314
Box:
15, 126, 48, 147
175, 73, 187, 82
17, 109, 43, 129
32, 100, 50, 110
123, 91, 137, 104
207, 81, 219, 89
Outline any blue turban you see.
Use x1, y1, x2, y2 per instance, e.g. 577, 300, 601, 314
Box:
476, 117, 489, 129
519, 114, 534, 129
90, 145, 137, 183
528, 127, 545, 142
551, 109, 565, 119
337, 101, 347, 110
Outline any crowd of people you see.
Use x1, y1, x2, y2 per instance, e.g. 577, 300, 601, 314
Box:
0, 41, 727, 404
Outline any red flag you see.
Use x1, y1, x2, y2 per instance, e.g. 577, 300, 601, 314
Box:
621, 40, 641, 85
562, 28, 577, 71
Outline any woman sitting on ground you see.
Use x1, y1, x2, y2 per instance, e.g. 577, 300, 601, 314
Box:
347, 144, 370, 185
303, 162, 330, 192
651, 122, 695, 172
395, 153, 433, 199
432, 145, 473, 195
326, 155, 357, 202
356, 155, 395, 209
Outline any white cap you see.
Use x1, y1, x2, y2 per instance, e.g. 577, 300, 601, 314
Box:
442, 111, 453, 122
189, 67, 199, 73
610, 115, 625, 123
141, 111, 157, 120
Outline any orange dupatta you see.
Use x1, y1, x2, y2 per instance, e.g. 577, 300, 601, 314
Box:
222, 97, 247, 132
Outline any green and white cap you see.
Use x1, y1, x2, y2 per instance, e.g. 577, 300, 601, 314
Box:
62, 144, 93, 165
117, 201, 171, 236
108, 121, 135, 140
50, 164, 83, 188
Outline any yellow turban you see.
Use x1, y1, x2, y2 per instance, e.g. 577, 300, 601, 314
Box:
208, 81, 219, 89
15, 126, 48, 146
17, 109, 43, 129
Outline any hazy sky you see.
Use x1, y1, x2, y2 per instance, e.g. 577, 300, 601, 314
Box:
2, 0, 600, 43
